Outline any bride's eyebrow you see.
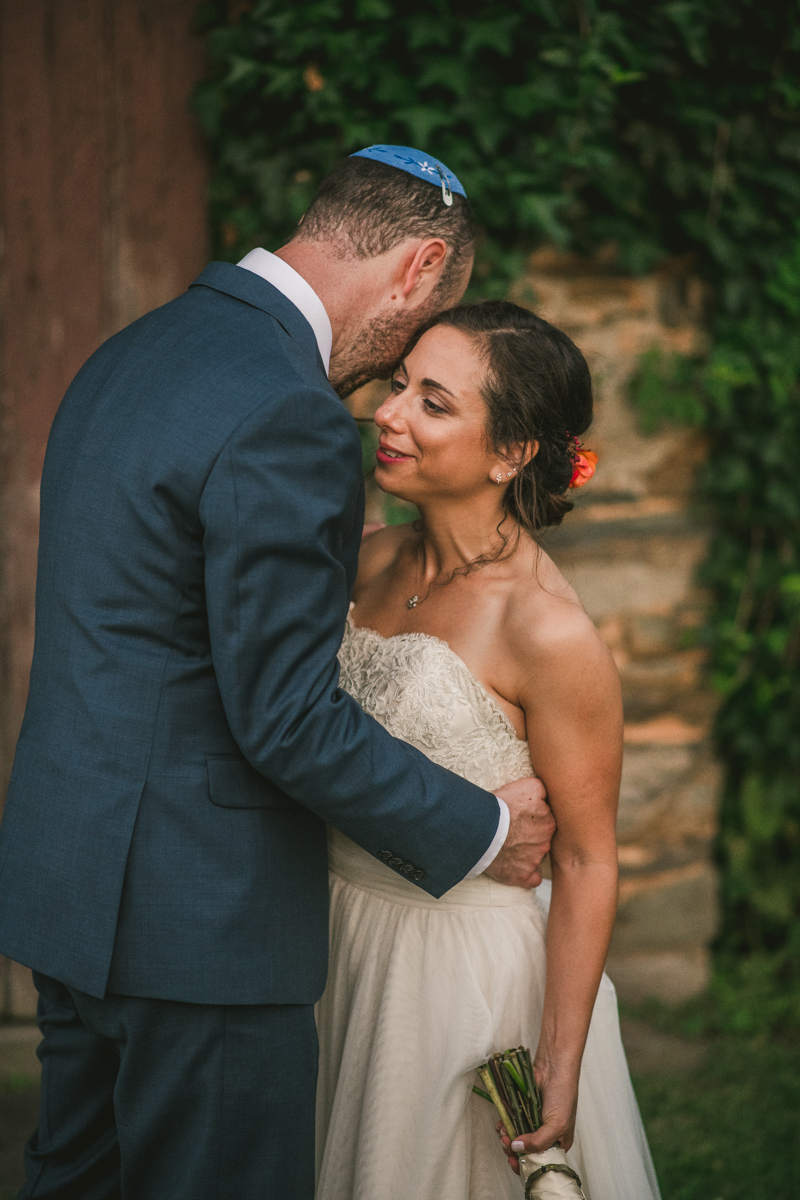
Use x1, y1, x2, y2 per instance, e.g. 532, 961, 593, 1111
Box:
421, 377, 455, 398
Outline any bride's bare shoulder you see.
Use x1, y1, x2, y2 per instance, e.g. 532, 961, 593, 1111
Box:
356, 523, 415, 589
503, 545, 617, 695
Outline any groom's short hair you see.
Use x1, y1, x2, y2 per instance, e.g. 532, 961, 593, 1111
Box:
295, 157, 475, 295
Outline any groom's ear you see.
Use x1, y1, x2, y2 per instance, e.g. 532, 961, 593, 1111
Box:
400, 238, 448, 301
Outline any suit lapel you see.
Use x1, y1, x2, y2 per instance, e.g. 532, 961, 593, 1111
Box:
189, 262, 327, 376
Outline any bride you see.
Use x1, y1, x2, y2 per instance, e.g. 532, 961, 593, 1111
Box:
315, 300, 661, 1200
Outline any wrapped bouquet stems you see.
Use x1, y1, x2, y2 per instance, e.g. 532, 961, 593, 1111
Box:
475, 1049, 585, 1199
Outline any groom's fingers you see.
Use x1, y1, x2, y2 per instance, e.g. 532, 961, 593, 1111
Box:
495, 778, 556, 849
484, 852, 543, 888
488, 776, 556, 888
484, 835, 550, 887
517, 861, 543, 888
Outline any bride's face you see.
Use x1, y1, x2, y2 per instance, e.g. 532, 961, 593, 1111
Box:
372, 325, 499, 506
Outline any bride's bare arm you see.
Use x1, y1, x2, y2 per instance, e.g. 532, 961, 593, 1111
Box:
500, 598, 621, 1161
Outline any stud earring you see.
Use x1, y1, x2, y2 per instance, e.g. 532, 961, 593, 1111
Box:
506, 470, 516, 478
496, 472, 503, 484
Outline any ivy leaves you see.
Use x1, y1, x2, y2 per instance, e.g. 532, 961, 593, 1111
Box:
193, 1, 674, 274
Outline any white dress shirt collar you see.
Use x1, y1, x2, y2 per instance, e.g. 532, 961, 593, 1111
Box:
237, 248, 333, 376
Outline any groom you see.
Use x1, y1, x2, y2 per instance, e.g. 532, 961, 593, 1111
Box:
0, 147, 554, 1199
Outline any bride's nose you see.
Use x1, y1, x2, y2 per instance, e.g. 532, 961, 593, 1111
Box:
374, 393, 406, 433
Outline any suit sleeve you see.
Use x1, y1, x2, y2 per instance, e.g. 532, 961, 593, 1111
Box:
199, 381, 500, 897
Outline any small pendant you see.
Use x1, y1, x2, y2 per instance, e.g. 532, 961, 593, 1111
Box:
406, 595, 419, 609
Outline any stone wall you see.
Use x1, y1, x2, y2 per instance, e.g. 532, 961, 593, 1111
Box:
524, 250, 719, 1004
353, 249, 720, 1005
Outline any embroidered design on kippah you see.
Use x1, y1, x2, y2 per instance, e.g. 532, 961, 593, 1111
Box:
349, 144, 467, 202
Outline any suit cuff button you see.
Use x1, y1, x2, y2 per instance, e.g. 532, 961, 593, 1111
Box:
400, 862, 415, 875
388, 856, 404, 867
378, 850, 393, 861
411, 869, 425, 881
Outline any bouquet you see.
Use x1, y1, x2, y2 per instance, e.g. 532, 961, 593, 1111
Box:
475, 1048, 585, 1199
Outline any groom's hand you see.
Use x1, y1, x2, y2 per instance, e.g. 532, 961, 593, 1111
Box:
487, 777, 555, 888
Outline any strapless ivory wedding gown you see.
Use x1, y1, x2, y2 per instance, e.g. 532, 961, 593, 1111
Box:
315, 616, 661, 1200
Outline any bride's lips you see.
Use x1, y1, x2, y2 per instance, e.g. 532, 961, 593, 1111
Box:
376, 443, 413, 465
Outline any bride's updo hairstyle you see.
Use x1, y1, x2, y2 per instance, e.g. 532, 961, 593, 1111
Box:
408, 299, 594, 536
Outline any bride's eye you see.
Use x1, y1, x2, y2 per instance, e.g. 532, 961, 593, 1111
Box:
423, 397, 447, 415
391, 376, 406, 392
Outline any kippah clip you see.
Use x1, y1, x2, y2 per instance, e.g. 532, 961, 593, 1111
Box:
435, 166, 453, 207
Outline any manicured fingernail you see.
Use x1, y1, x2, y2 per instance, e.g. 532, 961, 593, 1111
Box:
511, 1140, 524, 1152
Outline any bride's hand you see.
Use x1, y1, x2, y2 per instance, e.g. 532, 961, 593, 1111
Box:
495, 1070, 579, 1173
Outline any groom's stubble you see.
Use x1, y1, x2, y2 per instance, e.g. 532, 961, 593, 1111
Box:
329, 276, 469, 399
329, 310, 429, 399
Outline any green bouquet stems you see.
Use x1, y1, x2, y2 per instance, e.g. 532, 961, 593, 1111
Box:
475, 1048, 585, 1199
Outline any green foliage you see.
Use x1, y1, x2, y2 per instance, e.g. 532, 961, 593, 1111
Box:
696, 241, 800, 1025
629, 349, 706, 435
194, 0, 800, 1025
632, 1034, 800, 1198
194, 1, 800, 290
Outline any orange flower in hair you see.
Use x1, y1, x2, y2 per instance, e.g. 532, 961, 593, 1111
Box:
568, 441, 598, 489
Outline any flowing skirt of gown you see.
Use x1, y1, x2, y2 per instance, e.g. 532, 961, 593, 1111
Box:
315, 833, 661, 1200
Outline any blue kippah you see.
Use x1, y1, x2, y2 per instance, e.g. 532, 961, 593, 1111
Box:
349, 145, 466, 203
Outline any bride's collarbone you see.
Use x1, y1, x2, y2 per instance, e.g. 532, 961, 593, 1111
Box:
352, 589, 494, 651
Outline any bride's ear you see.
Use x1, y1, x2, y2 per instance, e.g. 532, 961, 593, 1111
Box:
488, 440, 538, 485
489, 463, 517, 485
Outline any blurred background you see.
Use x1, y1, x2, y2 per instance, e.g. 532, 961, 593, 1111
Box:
1, 2, 799, 1196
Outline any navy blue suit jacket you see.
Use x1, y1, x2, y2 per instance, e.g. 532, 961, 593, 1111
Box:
0, 264, 499, 1004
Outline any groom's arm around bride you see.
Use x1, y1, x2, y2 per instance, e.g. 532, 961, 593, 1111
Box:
0, 148, 552, 1200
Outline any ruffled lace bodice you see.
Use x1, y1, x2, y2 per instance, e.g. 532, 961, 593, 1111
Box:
339, 614, 533, 792
330, 612, 536, 907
